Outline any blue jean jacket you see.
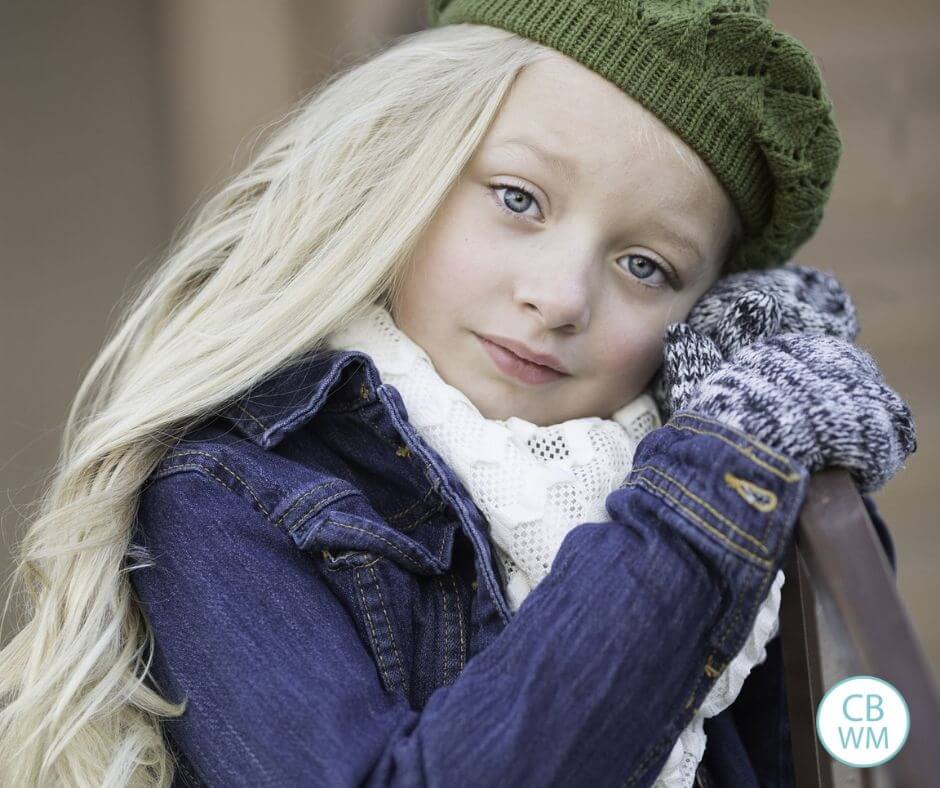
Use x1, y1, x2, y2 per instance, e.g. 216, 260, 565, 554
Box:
129, 349, 896, 787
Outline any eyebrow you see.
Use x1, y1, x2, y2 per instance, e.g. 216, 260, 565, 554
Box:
489, 136, 581, 187
644, 218, 707, 268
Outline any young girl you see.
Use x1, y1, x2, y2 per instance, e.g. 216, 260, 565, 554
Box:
0, 2, 915, 786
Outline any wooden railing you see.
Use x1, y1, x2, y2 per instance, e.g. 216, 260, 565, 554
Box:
778, 469, 940, 787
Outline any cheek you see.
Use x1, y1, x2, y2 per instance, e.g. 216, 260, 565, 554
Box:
595, 317, 668, 380
394, 245, 474, 323
591, 291, 710, 390
404, 218, 504, 306
427, 251, 494, 297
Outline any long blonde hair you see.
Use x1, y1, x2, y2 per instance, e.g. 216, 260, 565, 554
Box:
0, 23, 558, 786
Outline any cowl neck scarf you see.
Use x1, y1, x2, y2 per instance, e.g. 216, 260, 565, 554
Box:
325, 302, 784, 788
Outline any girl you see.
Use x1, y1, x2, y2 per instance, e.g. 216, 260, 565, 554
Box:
0, 2, 914, 786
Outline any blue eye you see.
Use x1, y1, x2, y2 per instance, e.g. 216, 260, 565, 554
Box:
490, 183, 676, 288
617, 254, 671, 288
491, 183, 543, 220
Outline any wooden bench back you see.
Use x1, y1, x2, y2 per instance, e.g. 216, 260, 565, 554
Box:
779, 469, 940, 786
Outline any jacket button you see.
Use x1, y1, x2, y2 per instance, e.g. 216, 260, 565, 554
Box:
395, 444, 411, 458
471, 580, 478, 590
360, 384, 370, 400
723, 471, 778, 512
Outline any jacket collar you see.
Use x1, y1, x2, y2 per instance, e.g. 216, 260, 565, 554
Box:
220, 348, 385, 449
219, 345, 514, 622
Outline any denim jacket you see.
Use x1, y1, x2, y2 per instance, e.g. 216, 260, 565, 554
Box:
129, 348, 896, 787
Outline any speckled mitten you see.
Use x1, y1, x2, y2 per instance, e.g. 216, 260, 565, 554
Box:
677, 330, 917, 493
652, 262, 859, 419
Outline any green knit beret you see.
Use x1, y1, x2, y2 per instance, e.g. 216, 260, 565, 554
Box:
426, 0, 842, 273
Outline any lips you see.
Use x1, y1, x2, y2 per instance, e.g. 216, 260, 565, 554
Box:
474, 333, 570, 385
475, 333, 569, 373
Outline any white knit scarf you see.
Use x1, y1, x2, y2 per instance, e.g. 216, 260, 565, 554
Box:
325, 303, 785, 788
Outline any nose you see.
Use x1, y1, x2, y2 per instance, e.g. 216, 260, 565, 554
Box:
514, 254, 593, 332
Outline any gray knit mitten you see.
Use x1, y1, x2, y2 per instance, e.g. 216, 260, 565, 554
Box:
672, 328, 917, 493
652, 262, 858, 419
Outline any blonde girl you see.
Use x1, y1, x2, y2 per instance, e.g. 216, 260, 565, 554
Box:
0, 2, 914, 786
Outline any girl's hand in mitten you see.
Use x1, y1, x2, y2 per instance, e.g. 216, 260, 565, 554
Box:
687, 261, 859, 356
651, 262, 859, 418
674, 328, 917, 494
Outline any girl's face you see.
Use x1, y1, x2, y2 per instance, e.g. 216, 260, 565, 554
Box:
390, 54, 741, 425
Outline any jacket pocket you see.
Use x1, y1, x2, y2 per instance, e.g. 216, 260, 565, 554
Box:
290, 494, 458, 576
287, 487, 470, 707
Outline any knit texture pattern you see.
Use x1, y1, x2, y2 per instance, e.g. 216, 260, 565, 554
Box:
427, 0, 842, 273
652, 261, 859, 420
324, 303, 787, 788
678, 332, 917, 493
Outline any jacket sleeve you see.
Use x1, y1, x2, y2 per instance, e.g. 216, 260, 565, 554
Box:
130, 411, 809, 787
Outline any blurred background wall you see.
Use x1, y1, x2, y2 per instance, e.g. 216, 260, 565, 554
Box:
1, 0, 937, 681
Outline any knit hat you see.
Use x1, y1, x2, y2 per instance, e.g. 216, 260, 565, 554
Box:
426, 0, 842, 273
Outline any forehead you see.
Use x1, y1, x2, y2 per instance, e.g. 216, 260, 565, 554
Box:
482, 55, 729, 211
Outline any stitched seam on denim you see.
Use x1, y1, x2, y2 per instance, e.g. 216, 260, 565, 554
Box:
678, 414, 808, 468
680, 569, 776, 740
431, 472, 510, 624
664, 420, 802, 482
292, 494, 361, 539
235, 402, 268, 430
714, 558, 774, 661
624, 478, 773, 569
274, 479, 351, 525
378, 389, 512, 626
625, 567, 773, 787
385, 485, 441, 526
449, 573, 466, 672
321, 369, 377, 415
353, 565, 393, 691
411, 501, 451, 536
671, 412, 799, 467
152, 462, 271, 520
368, 563, 407, 695
665, 421, 797, 482
356, 403, 421, 467
261, 356, 366, 438
436, 576, 451, 685
624, 648, 721, 788
434, 513, 454, 562
691, 567, 774, 711
436, 521, 447, 561
322, 518, 427, 567
280, 457, 446, 558
629, 465, 772, 554
292, 489, 365, 535
338, 412, 445, 529
359, 409, 411, 453
322, 553, 381, 572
